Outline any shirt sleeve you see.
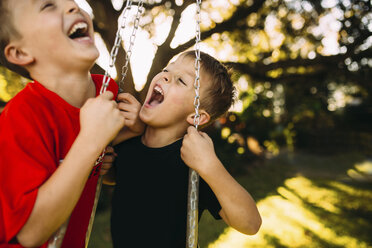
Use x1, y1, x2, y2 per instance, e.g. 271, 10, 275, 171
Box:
0, 102, 57, 243
199, 178, 222, 220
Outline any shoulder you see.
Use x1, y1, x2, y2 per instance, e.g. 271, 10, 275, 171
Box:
0, 82, 59, 136
1, 83, 39, 120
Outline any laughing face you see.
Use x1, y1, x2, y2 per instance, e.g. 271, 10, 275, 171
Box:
8, 0, 98, 72
140, 54, 211, 129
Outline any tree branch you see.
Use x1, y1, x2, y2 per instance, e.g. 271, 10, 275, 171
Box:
172, 0, 266, 56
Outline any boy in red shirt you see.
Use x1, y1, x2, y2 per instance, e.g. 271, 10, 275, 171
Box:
0, 0, 143, 247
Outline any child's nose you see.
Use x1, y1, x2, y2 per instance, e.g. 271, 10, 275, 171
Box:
163, 74, 170, 83
65, 1, 80, 14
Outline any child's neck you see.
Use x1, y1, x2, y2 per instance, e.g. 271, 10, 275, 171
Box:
32, 71, 95, 108
142, 125, 188, 148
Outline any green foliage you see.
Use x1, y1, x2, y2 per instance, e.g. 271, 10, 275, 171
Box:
88, 153, 372, 248
202, 152, 372, 248
2, 0, 371, 156
213, 0, 372, 157
0, 66, 26, 102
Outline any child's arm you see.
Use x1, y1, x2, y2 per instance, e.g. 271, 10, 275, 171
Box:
16, 92, 124, 247
112, 93, 145, 145
181, 126, 262, 235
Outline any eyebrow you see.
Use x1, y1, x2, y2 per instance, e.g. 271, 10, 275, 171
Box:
32, 0, 43, 6
168, 62, 196, 79
185, 69, 196, 79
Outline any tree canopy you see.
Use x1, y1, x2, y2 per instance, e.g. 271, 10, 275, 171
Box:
1, 0, 371, 158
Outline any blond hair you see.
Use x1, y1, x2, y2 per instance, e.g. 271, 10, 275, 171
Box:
0, 0, 31, 79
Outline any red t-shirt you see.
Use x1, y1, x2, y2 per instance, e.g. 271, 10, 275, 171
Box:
0, 74, 118, 248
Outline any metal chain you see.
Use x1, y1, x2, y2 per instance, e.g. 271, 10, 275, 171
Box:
100, 0, 144, 94
98, 0, 143, 164
186, 1, 202, 248
193, 0, 202, 129
119, 0, 144, 93
100, 0, 132, 95
88, 1, 143, 247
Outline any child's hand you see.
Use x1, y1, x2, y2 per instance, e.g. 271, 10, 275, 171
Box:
80, 91, 124, 151
117, 93, 145, 135
100, 146, 117, 175
181, 126, 219, 175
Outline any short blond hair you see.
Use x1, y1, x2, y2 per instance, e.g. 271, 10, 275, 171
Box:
0, 0, 31, 79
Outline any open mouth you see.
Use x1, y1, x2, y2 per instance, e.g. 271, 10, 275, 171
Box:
147, 85, 164, 106
68, 22, 89, 40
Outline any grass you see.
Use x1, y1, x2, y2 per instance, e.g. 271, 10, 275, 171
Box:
88, 152, 372, 248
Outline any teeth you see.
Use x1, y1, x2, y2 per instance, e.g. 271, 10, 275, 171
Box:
68, 22, 88, 36
154, 85, 163, 95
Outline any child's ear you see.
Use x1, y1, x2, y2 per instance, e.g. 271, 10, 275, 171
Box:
186, 109, 210, 126
4, 42, 34, 66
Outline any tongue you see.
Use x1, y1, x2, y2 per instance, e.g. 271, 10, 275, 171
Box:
149, 99, 161, 106
149, 93, 163, 106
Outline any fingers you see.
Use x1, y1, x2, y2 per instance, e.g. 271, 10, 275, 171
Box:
94, 91, 118, 110
186, 126, 207, 139
99, 90, 114, 101
199, 131, 210, 141
117, 101, 138, 113
187, 126, 198, 135
104, 146, 117, 157
105, 146, 115, 154
100, 146, 117, 175
100, 166, 111, 175
100, 159, 113, 175
117, 93, 138, 104
101, 162, 112, 171
102, 155, 114, 164
117, 95, 141, 114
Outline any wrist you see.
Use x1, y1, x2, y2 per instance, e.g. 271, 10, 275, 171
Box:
197, 155, 222, 178
74, 132, 106, 158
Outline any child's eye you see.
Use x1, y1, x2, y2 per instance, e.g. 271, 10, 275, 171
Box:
162, 69, 168, 73
178, 78, 186, 86
41, 2, 55, 11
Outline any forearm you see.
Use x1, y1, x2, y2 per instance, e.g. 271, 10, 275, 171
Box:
199, 158, 262, 235
16, 134, 103, 247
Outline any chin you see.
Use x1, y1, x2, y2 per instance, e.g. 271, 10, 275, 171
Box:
87, 46, 100, 60
139, 110, 150, 125
82, 50, 100, 67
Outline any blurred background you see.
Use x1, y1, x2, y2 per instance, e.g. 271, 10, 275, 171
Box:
1, 0, 371, 247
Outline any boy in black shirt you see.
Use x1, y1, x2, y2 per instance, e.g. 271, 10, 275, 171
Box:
111, 51, 261, 247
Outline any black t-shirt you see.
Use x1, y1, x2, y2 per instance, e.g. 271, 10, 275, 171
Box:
111, 136, 221, 248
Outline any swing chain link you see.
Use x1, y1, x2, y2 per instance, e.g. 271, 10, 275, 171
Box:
100, 0, 144, 95
89, 2, 142, 248
94, 147, 107, 166
187, 1, 202, 248
193, 0, 202, 129
119, 0, 144, 93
